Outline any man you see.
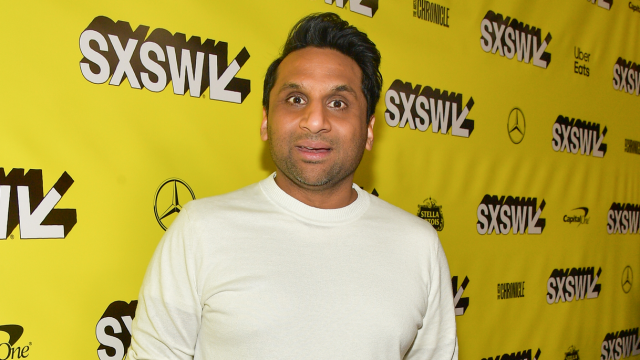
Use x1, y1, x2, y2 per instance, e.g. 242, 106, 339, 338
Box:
128, 13, 457, 360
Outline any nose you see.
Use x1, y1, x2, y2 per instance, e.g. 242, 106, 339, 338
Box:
299, 100, 331, 134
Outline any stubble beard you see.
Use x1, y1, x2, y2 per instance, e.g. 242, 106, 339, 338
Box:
268, 132, 367, 189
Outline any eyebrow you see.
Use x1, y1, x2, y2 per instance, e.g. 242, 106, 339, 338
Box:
278, 82, 358, 97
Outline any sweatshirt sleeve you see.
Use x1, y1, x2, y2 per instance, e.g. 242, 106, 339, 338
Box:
404, 239, 458, 360
127, 206, 202, 360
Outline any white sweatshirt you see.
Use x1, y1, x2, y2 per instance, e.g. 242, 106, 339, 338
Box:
128, 174, 458, 360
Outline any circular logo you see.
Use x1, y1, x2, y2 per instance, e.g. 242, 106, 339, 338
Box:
154, 178, 195, 230
507, 108, 526, 144
622, 266, 633, 293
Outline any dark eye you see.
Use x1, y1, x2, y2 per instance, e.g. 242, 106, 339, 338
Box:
287, 96, 306, 105
329, 100, 346, 109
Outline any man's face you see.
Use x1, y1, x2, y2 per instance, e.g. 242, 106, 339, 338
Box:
261, 47, 375, 189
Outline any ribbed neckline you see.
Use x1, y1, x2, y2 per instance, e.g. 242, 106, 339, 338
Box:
259, 173, 370, 226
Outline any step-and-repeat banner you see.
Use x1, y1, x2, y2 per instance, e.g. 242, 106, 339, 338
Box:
1, 0, 639, 359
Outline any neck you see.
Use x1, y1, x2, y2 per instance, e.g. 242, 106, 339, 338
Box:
273, 170, 358, 209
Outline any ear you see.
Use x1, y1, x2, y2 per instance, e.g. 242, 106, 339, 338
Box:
365, 116, 375, 151
260, 107, 269, 141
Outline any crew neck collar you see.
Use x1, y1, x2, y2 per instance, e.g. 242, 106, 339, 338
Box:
259, 172, 370, 226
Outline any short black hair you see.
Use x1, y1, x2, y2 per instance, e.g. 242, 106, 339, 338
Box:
262, 12, 382, 122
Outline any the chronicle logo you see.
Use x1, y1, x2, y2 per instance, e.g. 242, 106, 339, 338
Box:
565, 346, 580, 360
96, 300, 137, 360
0, 325, 30, 359
612, 58, 640, 96
622, 266, 633, 293
413, 0, 450, 28
480, 11, 552, 69
546, 267, 601, 304
600, 328, 640, 360
451, 276, 469, 316
497, 281, 525, 300
563, 207, 590, 226
154, 178, 195, 231
625, 139, 640, 155
477, 195, 546, 235
507, 108, 525, 144
0, 168, 76, 240
589, 0, 613, 10
321, 0, 378, 17
552, 115, 607, 157
417, 198, 444, 231
384, 80, 475, 138
482, 348, 542, 360
607, 203, 640, 234
79, 16, 250, 103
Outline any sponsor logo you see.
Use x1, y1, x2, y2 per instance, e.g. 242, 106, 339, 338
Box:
322, 0, 378, 17
417, 197, 444, 231
622, 266, 633, 293
552, 116, 607, 157
452, 276, 469, 316
601, 328, 640, 360
590, 0, 613, 10
384, 80, 475, 138
0, 168, 76, 240
574, 47, 591, 77
413, 0, 450, 27
546, 267, 601, 304
612, 58, 640, 96
563, 207, 590, 226
154, 178, 195, 231
630, 2, 640, 13
565, 346, 580, 360
497, 281, 525, 300
96, 300, 138, 360
79, 16, 250, 103
0, 325, 30, 359
480, 11, 552, 69
477, 195, 546, 235
508, 108, 526, 144
607, 203, 640, 234
482, 348, 542, 360
625, 139, 640, 155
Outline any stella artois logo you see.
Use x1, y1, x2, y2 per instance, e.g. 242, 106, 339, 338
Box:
417, 197, 444, 231
565, 346, 579, 360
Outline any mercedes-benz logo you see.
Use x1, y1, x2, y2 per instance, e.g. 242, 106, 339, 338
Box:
507, 107, 526, 144
622, 266, 633, 293
154, 178, 195, 230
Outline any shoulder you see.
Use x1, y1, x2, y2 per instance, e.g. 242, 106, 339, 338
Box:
180, 181, 268, 223
364, 193, 439, 243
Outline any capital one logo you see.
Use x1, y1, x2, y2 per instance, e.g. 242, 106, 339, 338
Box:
96, 300, 137, 360
0, 325, 30, 359
0, 168, 76, 239
79, 16, 250, 103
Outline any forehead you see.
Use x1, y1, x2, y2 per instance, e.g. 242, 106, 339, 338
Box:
274, 47, 363, 92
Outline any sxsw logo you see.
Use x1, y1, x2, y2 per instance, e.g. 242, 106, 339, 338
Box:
551, 115, 607, 157
0, 168, 76, 240
607, 203, 640, 234
384, 79, 475, 138
482, 348, 542, 360
79, 16, 250, 103
480, 11, 552, 69
96, 300, 137, 360
452, 276, 469, 316
601, 328, 640, 360
322, 0, 378, 17
546, 267, 601, 304
477, 195, 546, 235
613, 58, 640, 96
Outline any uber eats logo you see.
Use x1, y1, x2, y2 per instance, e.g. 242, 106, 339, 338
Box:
476, 195, 546, 235
79, 16, 250, 104
613, 58, 640, 96
96, 300, 137, 360
0, 168, 76, 240
321, 0, 378, 17
607, 203, 640, 234
601, 328, 640, 360
546, 267, 601, 304
384, 80, 475, 138
551, 115, 607, 157
482, 348, 542, 360
480, 11, 552, 69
